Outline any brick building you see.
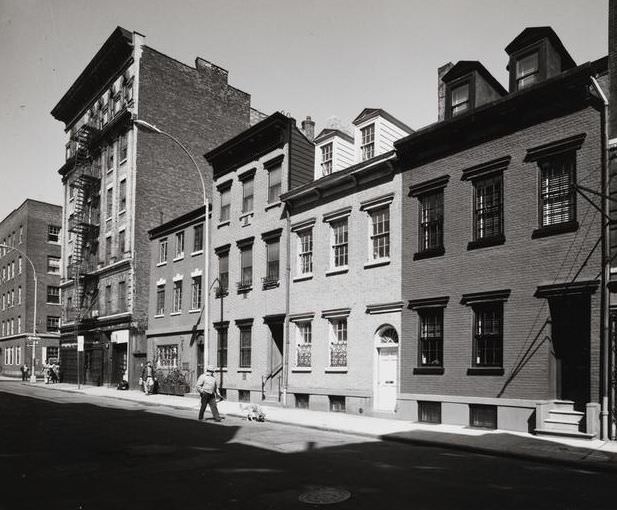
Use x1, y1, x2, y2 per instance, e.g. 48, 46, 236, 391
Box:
395, 27, 609, 436
0, 200, 62, 378
51, 27, 253, 387
204, 112, 314, 403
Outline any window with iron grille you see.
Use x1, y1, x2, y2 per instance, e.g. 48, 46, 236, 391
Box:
473, 174, 503, 240
242, 177, 254, 213
191, 276, 202, 310
539, 153, 575, 227
321, 143, 333, 175
175, 231, 185, 258
218, 252, 229, 293
329, 395, 346, 412
361, 124, 375, 161
331, 219, 348, 268
156, 344, 178, 369
473, 303, 503, 367
450, 83, 470, 116
418, 401, 442, 424
296, 322, 312, 368
220, 187, 231, 221
268, 164, 282, 203
239, 326, 252, 368
419, 190, 443, 252
370, 207, 390, 259
159, 238, 168, 264
419, 309, 443, 367
297, 229, 313, 275
239, 246, 252, 288
173, 281, 183, 313
156, 285, 165, 315
470, 404, 497, 429
217, 328, 228, 368
329, 318, 347, 367
265, 239, 280, 283
48, 225, 60, 243
193, 224, 203, 252
515, 52, 539, 90
47, 286, 60, 304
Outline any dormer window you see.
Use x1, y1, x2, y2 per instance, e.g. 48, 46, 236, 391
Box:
515, 52, 539, 90
451, 83, 470, 116
361, 124, 375, 161
321, 143, 333, 176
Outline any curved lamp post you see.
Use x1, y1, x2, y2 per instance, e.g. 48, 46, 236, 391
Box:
133, 119, 210, 374
0, 244, 38, 383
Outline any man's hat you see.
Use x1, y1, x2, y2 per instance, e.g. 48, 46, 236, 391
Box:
206, 365, 215, 373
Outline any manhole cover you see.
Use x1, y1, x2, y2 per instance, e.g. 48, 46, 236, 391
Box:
298, 488, 351, 505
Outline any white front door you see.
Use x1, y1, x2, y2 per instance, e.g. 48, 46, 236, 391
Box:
376, 346, 398, 412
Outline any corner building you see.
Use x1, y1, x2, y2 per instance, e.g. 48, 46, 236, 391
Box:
396, 27, 609, 436
51, 27, 252, 387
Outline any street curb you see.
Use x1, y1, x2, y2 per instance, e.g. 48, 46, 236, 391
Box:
21, 383, 617, 473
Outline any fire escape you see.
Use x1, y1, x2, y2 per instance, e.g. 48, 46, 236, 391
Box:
66, 123, 101, 324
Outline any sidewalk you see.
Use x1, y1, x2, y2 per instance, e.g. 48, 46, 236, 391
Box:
10, 378, 617, 472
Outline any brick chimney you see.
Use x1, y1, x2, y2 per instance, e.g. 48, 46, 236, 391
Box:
438, 62, 454, 121
301, 116, 315, 142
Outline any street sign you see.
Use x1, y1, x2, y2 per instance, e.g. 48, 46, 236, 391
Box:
77, 335, 84, 352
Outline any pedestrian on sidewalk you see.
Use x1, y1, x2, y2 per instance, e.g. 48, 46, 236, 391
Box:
21, 364, 28, 381
195, 366, 224, 422
141, 361, 155, 395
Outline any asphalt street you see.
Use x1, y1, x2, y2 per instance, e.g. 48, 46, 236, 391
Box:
0, 380, 614, 510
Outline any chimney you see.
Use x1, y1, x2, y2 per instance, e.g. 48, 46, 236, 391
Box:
438, 62, 454, 122
301, 116, 315, 142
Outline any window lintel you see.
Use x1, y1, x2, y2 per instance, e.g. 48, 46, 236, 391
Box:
323, 206, 352, 223
321, 307, 351, 319
291, 217, 316, 232
460, 289, 511, 306
360, 192, 394, 212
214, 243, 231, 255
408, 296, 450, 310
461, 156, 511, 181
525, 133, 586, 162
409, 175, 450, 197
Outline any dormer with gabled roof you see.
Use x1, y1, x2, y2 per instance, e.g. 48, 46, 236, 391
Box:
313, 128, 354, 179
441, 61, 507, 120
505, 26, 576, 93
352, 108, 414, 163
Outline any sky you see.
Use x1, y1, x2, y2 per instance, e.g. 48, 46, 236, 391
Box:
0, 0, 609, 220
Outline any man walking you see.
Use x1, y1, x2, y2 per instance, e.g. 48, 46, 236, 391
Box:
195, 366, 224, 422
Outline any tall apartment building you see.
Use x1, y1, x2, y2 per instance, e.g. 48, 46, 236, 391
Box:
0, 200, 62, 378
395, 27, 609, 436
51, 27, 252, 386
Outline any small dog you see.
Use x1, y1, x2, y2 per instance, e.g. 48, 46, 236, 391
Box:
240, 403, 266, 422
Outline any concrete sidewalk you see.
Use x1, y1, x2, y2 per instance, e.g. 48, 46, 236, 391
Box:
9, 378, 617, 472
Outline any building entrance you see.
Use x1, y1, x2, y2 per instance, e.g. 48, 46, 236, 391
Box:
375, 326, 399, 412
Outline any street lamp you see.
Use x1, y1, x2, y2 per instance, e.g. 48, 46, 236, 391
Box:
133, 119, 211, 374
0, 244, 38, 383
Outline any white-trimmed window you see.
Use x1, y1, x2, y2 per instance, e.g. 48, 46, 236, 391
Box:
369, 207, 390, 260
321, 143, 333, 175
361, 124, 375, 161
17, 286, 21, 305
156, 344, 178, 369
19, 226, 23, 244
16, 346, 21, 365
47, 256, 61, 274
18, 257, 22, 274
48, 225, 61, 243
159, 238, 168, 264
175, 231, 185, 259
331, 219, 349, 268
239, 245, 253, 289
516, 52, 539, 90
156, 285, 165, 315
239, 325, 252, 368
242, 177, 254, 213
296, 322, 312, 368
297, 229, 313, 275
193, 225, 203, 253
191, 275, 202, 310
329, 318, 348, 368
220, 187, 231, 222
47, 316, 60, 332
47, 286, 60, 304
173, 281, 183, 313
17, 316, 21, 334
9, 289, 14, 307
267, 164, 282, 203
265, 239, 280, 283
450, 83, 470, 116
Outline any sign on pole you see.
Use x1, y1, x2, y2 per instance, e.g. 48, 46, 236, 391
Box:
77, 335, 84, 352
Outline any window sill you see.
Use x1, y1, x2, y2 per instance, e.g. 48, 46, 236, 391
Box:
325, 367, 348, 373
467, 367, 504, 376
413, 247, 445, 260
191, 250, 204, 257
170, 311, 182, 316
154, 314, 164, 319
265, 201, 282, 212
293, 274, 313, 282
262, 281, 280, 290
173, 255, 185, 262
156, 261, 167, 267
217, 220, 230, 229
532, 220, 579, 239
467, 235, 505, 251
237, 368, 252, 373
119, 158, 128, 166
413, 367, 444, 375
326, 266, 349, 277
237, 285, 253, 294
46, 302, 61, 306
364, 259, 390, 269
106, 169, 113, 175
292, 367, 312, 372
105, 217, 112, 223
188, 309, 201, 314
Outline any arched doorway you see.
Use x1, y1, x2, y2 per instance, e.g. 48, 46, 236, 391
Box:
374, 326, 399, 412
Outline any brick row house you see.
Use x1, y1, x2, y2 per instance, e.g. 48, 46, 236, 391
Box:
51, 27, 253, 387
0, 200, 62, 378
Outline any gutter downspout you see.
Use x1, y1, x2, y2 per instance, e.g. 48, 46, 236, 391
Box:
282, 124, 292, 407
590, 76, 610, 441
